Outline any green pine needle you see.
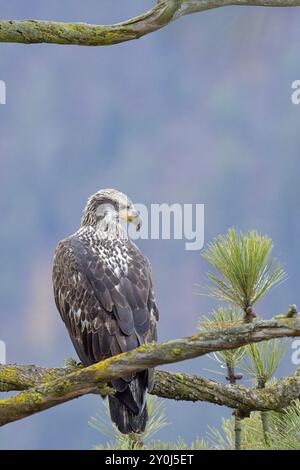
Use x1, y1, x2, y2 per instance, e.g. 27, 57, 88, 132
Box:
199, 306, 246, 369
268, 401, 300, 450
90, 396, 209, 450
200, 228, 287, 310
90, 396, 168, 450
208, 400, 300, 450
241, 339, 287, 385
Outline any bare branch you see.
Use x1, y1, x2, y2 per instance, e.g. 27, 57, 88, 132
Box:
0, 315, 300, 426
1, 0, 300, 47
0, 1, 182, 46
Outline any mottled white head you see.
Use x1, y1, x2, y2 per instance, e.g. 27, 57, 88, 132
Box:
81, 189, 141, 237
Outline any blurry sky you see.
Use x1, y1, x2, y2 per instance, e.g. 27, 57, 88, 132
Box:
0, 1, 300, 449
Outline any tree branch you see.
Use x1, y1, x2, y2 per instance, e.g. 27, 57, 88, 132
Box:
1, 0, 300, 47
2, 365, 300, 415
0, 315, 300, 426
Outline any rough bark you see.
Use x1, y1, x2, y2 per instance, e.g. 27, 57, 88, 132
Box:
0, 315, 300, 427
1, 365, 300, 426
1, 0, 300, 47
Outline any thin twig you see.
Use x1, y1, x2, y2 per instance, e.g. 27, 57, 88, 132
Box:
258, 378, 270, 447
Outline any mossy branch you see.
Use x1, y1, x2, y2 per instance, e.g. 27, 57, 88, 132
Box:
1, 0, 300, 47
1, 314, 300, 427
2, 366, 300, 415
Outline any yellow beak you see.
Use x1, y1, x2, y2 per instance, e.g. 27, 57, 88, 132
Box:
120, 208, 142, 231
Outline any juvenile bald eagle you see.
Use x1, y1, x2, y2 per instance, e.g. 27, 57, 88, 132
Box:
52, 189, 159, 434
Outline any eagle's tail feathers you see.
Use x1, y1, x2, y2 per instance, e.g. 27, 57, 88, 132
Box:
108, 396, 148, 434
108, 372, 148, 434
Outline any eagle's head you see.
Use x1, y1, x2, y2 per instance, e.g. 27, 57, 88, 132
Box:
81, 188, 141, 232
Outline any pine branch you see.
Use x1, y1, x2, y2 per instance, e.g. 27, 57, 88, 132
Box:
201, 229, 287, 312
1, 1, 300, 46
0, 314, 300, 427
2, 365, 300, 423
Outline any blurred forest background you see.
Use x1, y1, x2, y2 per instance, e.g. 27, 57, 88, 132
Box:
0, 0, 299, 449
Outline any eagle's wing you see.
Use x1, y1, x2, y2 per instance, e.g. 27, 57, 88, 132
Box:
52, 234, 158, 379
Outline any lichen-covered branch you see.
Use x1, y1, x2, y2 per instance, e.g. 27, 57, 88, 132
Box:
0, 315, 300, 426
1, 365, 300, 424
1, 0, 300, 47
153, 370, 300, 413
